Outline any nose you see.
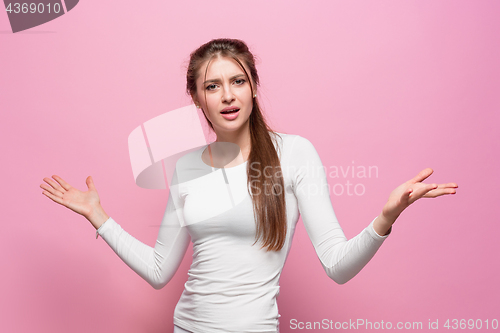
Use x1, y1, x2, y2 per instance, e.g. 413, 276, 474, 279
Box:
221, 85, 235, 104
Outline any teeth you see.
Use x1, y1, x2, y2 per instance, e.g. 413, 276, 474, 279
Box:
222, 109, 239, 114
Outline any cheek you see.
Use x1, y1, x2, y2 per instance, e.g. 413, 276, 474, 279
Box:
200, 95, 220, 117
204, 94, 218, 108
243, 94, 254, 109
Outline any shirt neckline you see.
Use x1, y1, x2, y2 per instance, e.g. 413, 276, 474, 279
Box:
199, 143, 248, 169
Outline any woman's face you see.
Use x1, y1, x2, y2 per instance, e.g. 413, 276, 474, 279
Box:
193, 56, 255, 137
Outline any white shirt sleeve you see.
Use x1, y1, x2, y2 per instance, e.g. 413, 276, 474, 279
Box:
290, 135, 390, 284
96, 169, 191, 290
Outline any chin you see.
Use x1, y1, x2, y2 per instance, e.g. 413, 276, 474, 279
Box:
215, 120, 248, 132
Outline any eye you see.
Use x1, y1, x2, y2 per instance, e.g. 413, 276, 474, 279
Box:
205, 84, 218, 91
234, 78, 246, 85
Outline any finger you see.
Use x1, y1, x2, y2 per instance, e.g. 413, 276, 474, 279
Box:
423, 187, 457, 198
40, 183, 63, 198
52, 175, 72, 191
440, 182, 458, 188
409, 183, 438, 202
43, 177, 66, 193
42, 190, 64, 205
422, 182, 458, 196
401, 187, 413, 205
409, 168, 434, 184
86, 176, 96, 192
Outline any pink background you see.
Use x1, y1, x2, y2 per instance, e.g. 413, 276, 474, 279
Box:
1, 0, 499, 332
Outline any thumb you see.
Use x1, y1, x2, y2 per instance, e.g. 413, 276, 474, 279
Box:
401, 187, 412, 205
86, 176, 96, 192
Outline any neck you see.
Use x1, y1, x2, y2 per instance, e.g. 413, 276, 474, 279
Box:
214, 122, 251, 161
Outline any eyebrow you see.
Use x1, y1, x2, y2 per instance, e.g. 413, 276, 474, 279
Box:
203, 74, 246, 85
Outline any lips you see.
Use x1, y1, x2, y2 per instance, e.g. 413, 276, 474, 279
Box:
221, 107, 240, 114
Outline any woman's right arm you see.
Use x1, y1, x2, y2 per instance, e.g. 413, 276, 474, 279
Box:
96, 189, 190, 290
41, 174, 190, 290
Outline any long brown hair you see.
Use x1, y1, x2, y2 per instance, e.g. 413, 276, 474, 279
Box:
186, 38, 287, 252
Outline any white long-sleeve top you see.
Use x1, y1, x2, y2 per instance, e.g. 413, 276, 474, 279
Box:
96, 133, 390, 333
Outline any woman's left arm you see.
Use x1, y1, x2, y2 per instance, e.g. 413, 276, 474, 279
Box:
290, 135, 458, 284
372, 168, 458, 236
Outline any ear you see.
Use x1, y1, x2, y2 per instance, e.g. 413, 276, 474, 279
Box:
251, 81, 257, 98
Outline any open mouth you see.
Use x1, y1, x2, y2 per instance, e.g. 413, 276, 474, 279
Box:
221, 108, 240, 114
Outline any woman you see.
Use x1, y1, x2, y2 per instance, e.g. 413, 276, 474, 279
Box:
40, 38, 458, 333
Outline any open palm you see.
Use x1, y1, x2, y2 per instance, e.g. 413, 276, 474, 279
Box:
40, 175, 100, 219
381, 168, 458, 222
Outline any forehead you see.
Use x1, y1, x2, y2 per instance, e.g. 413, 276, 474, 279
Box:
197, 56, 249, 80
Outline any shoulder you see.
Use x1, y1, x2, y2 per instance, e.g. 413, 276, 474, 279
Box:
272, 132, 319, 164
272, 131, 311, 148
273, 131, 316, 150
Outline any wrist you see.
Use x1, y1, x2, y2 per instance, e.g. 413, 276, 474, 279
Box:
380, 211, 398, 225
86, 205, 109, 230
373, 212, 395, 236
